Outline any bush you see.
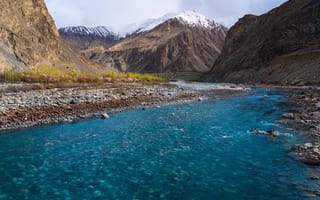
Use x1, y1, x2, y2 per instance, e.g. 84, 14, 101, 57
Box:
102, 72, 166, 82
4, 69, 22, 82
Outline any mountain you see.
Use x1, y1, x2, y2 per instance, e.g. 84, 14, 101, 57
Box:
0, 0, 106, 73
203, 0, 320, 85
59, 26, 120, 51
119, 13, 177, 37
63, 11, 228, 73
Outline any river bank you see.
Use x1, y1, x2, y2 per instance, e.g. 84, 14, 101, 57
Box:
254, 84, 320, 165
0, 81, 246, 131
284, 88, 320, 166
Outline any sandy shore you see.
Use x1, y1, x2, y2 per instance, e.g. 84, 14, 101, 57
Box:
0, 81, 246, 132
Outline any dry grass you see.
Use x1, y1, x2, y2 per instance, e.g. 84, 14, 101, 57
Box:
0, 66, 167, 84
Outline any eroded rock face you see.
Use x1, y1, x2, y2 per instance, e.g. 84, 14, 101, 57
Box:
0, 0, 106, 73
203, 0, 320, 85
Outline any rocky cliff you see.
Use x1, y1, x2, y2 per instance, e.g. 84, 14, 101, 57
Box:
0, 0, 105, 73
203, 0, 320, 85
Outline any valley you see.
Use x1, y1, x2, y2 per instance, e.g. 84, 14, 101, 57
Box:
0, 0, 319, 199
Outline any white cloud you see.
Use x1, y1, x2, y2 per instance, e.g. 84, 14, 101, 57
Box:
178, 0, 287, 26
45, 0, 180, 30
45, 0, 288, 29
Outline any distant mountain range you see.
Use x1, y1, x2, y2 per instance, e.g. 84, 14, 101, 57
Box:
59, 26, 120, 52
59, 11, 228, 73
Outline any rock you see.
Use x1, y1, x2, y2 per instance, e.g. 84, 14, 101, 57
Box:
101, 113, 110, 119
310, 176, 319, 180
250, 129, 279, 137
301, 156, 320, 166
198, 97, 204, 102
70, 99, 79, 104
282, 113, 295, 120
304, 143, 313, 148
292, 142, 320, 166
316, 102, 320, 108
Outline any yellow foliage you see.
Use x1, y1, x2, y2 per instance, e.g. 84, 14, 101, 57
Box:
102, 72, 166, 82
0, 66, 167, 83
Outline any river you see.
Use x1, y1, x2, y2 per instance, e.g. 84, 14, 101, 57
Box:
0, 88, 319, 199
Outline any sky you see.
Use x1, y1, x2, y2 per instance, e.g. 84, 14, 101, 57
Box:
45, 0, 287, 31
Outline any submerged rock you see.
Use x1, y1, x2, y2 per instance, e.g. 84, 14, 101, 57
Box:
250, 129, 279, 138
292, 143, 320, 166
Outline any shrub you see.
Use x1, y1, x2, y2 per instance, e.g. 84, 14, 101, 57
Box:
4, 68, 22, 82
0, 66, 167, 84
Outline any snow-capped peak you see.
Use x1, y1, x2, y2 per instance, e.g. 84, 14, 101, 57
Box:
175, 11, 219, 29
59, 26, 118, 39
119, 13, 176, 37
119, 11, 220, 37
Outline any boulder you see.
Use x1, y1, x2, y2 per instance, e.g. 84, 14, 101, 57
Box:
292, 142, 320, 166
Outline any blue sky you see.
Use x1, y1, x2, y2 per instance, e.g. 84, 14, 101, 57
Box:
45, 0, 287, 30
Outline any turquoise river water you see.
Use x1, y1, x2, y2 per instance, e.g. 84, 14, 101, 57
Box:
0, 89, 319, 199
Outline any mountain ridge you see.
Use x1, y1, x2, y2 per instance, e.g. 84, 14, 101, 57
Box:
203, 0, 320, 85
59, 11, 228, 74
118, 10, 225, 37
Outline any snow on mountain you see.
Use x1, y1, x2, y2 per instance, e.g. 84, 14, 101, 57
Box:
175, 11, 221, 29
119, 13, 177, 36
59, 26, 119, 39
119, 11, 222, 37
59, 11, 224, 38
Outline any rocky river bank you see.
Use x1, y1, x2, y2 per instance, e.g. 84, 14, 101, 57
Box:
286, 88, 320, 166
268, 86, 320, 166
0, 81, 246, 131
